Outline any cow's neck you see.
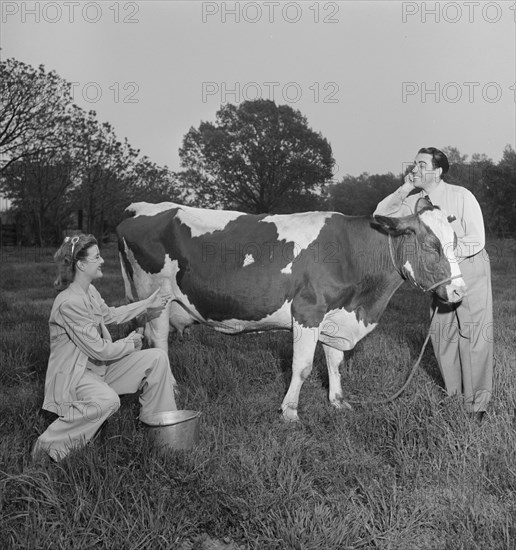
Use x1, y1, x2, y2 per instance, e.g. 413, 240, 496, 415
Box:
336, 226, 406, 325
347, 227, 406, 284
388, 231, 418, 283
366, 231, 407, 321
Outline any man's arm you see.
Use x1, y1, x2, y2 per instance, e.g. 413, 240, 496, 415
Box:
374, 181, 415, 217
455, 190, 486, 260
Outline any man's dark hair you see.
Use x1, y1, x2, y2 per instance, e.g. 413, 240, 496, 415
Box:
418, 147, 449, 175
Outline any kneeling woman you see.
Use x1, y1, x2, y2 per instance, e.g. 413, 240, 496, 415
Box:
33, 234, 177, 461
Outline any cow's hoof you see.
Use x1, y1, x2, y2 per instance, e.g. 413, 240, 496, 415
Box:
281, 404, 299, 422
330, 396, 353, 411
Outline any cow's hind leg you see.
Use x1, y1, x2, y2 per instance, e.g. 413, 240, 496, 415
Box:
322, 344, 352, 411
281, 323, 318, 422
144, 305, 177, 386
145, 305, 171, 352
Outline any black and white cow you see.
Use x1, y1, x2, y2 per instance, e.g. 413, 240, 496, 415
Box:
116, 200, 465, 421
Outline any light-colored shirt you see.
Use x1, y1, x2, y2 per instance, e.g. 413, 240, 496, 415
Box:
374, 180, 486, 260
42, 281, 148, 416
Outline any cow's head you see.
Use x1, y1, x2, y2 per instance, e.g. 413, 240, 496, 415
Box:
373, 201, 466, 303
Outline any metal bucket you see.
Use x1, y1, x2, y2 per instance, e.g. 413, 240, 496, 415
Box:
141, 410, 201, 452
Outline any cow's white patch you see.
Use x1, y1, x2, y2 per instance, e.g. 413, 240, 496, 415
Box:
281, 262, 292, 274
126, 201, 243, 238
318, 308, 378, 351
403, 260, 415, 280
243, 254, 254, 267
119, 238, 136, 301
262, 212, 333, 259
160, 256, 206, 330
322, 345, 350, 410
420, 209, 465, 286
127, 201, 181, 218
176, 207, 243, 238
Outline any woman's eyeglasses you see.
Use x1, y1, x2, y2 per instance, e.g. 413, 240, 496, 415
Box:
83, 254, 102, 263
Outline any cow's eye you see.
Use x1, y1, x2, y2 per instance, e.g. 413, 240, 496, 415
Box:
423, 241, 441, 259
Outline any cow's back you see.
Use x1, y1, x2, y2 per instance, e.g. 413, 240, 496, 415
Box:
117, 203, 344, 325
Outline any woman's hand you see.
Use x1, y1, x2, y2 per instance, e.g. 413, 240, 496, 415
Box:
145, 288, 172, 320
125, 330, 144, 351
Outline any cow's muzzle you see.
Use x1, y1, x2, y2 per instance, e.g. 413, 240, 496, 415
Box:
424, 274, 466, 304
424, 274, 464, 293
445, 280, 467, 303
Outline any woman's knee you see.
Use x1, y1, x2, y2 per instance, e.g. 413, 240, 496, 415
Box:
91, 388, 120, 419
140, 348, 174, 383
143, 348, 170, 368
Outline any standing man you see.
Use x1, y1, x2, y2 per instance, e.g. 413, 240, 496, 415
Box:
374, 147, 493, 418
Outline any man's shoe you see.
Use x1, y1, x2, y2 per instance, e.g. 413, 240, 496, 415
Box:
469, 411, 486, 424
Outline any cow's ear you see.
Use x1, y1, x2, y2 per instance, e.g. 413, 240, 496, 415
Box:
415, 196, 438, 215
372, 215, 416, 235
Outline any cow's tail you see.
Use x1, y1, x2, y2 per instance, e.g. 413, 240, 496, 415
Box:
117, 234, 136, 304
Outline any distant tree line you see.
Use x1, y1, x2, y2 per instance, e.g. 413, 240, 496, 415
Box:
1, 58, 514, 245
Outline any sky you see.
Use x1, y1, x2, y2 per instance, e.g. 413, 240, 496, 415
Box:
2, 0, 515, 181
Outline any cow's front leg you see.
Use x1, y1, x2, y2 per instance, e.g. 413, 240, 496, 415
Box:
281, 322, 318, 422
322, 344, 352, 411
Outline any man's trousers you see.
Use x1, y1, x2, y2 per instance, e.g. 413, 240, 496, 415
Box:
430, 251, 493, 412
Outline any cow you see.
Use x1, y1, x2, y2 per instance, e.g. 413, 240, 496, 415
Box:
116, 200, 465, 421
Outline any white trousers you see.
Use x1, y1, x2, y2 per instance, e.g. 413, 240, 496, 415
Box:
33, 348, 177, 461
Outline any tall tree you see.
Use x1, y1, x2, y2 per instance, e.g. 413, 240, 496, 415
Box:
179, 100, 334, 213
0, 58, 73, 173
70, 109, 139, 238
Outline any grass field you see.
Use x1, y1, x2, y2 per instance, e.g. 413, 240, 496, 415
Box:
1, 239, 515, 550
